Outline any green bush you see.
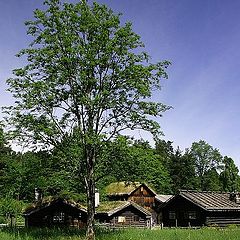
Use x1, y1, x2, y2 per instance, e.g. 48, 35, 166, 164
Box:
0, 198, 25, 218
0, 215, 6, 224
226, 224, 239, 229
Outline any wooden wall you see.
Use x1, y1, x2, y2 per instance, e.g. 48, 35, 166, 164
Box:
161, 195, 240, 227
25, 201, 87, 228
128, 185, 155, 209
161, 195, 206, 227
97, 205, 151, 228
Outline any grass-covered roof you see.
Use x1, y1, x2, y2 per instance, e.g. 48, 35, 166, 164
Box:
105, 182, 141, 196
96, 201, 152, 216
24, 196, 86, 215
96, 201, 128, 213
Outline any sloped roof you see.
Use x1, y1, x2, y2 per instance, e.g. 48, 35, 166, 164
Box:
179, 190, 240, 211
105, 182, 156, 196
23, 198, 87, 216
106, 182, 141, 196
97, 201, 151, 217
96, 201, 127, 213
156, 194, 173, 203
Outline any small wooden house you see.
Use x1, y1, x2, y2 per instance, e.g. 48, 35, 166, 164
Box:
161, 190, 240, 227
105, 182, 172, 224
106, 182, 156, 209
23, 198, 87, 228
96, 201, 152, 228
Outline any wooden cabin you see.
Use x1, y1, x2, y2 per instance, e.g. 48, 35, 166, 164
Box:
161, 190, 240, 227
23, 198, 87, 228
96, 201, 152, 228
106, 182, 156, 209
105, 182, 172, 224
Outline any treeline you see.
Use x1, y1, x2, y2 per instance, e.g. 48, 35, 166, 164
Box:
0, 127, 239, 205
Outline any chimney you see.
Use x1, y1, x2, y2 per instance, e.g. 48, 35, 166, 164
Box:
34, 188, 43, 202
95, 188, 99, 208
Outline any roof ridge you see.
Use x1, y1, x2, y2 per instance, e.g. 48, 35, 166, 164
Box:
180, 189, 230, 194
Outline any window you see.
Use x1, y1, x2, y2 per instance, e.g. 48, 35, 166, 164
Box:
188, 211, 197, 219
169, 211, 176, 220
133, 215, 140, 222
53, 212, 65, 223
118, 216, 126, 223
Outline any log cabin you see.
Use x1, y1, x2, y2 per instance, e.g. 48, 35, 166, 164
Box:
96, 201, 152, 228
161, 190, 240, 227
23, 182, 172, 228
105, 182, 172, 224
23, 198, 87, 228
106, 182, 158, 208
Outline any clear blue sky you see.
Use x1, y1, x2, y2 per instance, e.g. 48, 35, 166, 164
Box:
1, 0, 240, 165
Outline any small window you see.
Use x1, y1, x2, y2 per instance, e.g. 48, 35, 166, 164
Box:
133, 215, 140, 222
118, 216, 126, 223
169, 211, 176, 220
188, 211, 197, 219
53, 212, 65, 223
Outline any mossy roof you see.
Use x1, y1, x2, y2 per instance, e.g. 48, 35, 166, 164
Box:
96, 201, 128, 213
105, 182, 141, 196
23, 197, 87, 216
96, 201, 151, 216
105, 182, 157, 197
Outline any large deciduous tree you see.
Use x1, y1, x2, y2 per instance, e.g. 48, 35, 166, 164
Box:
5, 0, 170, 239
190, 140, 223, 190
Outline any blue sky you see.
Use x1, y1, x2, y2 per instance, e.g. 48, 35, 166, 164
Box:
1, 0, 240, 165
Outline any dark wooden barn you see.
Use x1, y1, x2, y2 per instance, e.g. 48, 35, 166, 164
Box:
96, 201, 152, 228
23, 198, 87, 228
161, 190, 240, 227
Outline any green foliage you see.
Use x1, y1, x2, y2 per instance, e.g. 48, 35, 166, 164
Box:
220, 156, 240, 192
5, 0, 170, 148
0, 197, 25, 218
169, 148, 198, 193
190, 140, 223, 191
0, 216, 6, 224
5, 1, 171, 237
202, 169, 221, 191
97, 136, 172, 194
155, 139, 174, 170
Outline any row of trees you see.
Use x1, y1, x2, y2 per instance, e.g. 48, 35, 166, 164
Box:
1, 127, 239, 203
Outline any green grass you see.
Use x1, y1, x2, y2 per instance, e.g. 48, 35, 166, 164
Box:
1, 227, 240, 240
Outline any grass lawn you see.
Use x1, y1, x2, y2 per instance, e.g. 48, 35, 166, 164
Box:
1, 227, 240, 240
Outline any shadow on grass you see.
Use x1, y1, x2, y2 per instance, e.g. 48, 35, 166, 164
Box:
1, 227, 85, 239
0, 226, 124, 240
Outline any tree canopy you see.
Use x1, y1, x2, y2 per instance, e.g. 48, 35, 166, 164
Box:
5, 0, 171, 239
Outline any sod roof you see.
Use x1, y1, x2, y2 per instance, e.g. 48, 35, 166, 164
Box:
97, 201, 152, 216
23, 197, 87, 216
105, 182, 157, 196
97, 201, 129, 213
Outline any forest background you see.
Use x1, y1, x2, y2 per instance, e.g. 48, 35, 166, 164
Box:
0, 126, 239, 220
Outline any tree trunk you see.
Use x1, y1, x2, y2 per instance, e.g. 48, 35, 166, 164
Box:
85, 146, 96, 240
